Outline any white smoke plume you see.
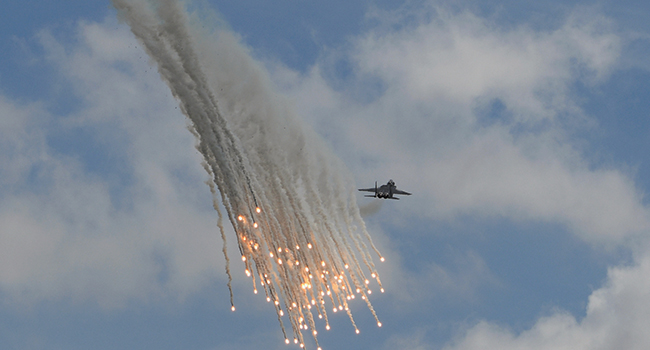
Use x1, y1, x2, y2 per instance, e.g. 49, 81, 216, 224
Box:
110, 0, 384, 348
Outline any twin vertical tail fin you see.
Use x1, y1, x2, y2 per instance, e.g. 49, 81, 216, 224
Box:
364, 181, 378, 197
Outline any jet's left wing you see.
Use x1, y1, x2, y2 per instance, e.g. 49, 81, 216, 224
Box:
392, 189, 411, 196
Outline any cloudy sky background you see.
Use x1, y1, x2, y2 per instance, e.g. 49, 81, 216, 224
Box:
2, 0, 650, 349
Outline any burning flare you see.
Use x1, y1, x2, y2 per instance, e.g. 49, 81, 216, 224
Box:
111, 0, 385, 348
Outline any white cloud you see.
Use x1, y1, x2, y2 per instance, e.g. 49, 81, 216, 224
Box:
443, 251, 650, 350
0, 19, 231, 308
355, 7, 620, 110
262, 5, 650, 348
3, 4, 650, 350
273, 5, 647, 245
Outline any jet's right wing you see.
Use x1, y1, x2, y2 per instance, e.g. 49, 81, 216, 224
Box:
358, 181, 378, 193
358, 188, 377, 192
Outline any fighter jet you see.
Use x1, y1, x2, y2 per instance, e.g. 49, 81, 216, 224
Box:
358, 179, 411, 200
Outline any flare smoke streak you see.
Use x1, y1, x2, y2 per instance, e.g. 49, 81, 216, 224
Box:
112, 0, 384, 348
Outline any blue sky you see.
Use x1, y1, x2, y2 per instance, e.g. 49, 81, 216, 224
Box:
2, 0, 650, 349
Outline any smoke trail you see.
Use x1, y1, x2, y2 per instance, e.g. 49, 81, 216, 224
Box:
112, 0, 385, 347
201, 158, 234, 309
359, 201, 383, 217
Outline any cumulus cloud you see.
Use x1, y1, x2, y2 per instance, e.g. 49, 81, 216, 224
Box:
264, 4, 650, 349
443, 252, 650, 350
3, 4, 650, 350
0, 19, 230, 307
274, 4, 648, 245
356, 9, 620, 108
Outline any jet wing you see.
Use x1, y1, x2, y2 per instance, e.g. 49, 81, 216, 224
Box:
392, 189, 411, 196
358, 188, 377, 192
